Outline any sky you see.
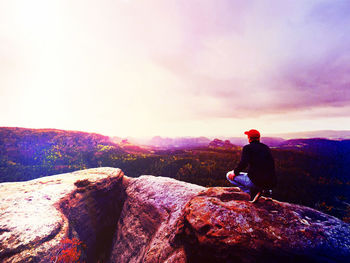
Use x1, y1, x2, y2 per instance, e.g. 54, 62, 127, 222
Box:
1, 0, 350, 138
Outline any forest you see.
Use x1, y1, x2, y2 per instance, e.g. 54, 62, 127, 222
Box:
0, 127, 349, 223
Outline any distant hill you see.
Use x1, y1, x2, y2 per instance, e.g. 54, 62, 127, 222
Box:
142, 136, 211, 149
269, 130, 350, 140
118, 139, 154, 154
0, 127, 122, 159
208, 138, 239, 150
279, 138, 350, 156
136, 136, 285, 148
0, 127, 125, 182
125, 130, 350, 148
226, 137, 285, 147
278, 138, 350, 182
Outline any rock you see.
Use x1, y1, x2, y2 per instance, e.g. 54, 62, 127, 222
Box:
171, 187, 350, 263
208, 138, 236, 150
1, 168, 350, 263
109, 175, 205, 263
0, 167, 126, 263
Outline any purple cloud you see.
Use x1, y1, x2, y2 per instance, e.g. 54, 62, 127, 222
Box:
151, 0, 350, 119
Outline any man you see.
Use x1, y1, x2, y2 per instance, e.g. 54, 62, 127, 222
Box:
227, 129, 276, 203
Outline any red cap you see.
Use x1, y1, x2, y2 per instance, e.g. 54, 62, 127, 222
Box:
244, 129, 260, 138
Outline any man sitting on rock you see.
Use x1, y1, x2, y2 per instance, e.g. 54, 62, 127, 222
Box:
227, 129, 276, 203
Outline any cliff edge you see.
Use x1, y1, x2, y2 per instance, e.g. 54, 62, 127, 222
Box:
0, 167, 349, 263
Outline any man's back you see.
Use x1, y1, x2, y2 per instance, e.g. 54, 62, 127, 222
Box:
235, 141, 276, 189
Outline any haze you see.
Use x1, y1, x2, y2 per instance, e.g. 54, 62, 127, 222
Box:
1, 0, 350, 137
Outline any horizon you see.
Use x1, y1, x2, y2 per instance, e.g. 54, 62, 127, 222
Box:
1, 0, 350, 137
2, 126, 350, 141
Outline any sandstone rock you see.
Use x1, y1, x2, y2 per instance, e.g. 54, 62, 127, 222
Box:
171, 187, 350, 263
0, 167, 125, 263
109, 175, 205, 263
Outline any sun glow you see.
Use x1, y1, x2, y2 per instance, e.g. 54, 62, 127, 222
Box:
1, 0, 350, 137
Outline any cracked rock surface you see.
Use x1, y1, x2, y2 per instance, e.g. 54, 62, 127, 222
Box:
172, 187, 350, 263
109, 175, 205, 263
0, 167, 125, 262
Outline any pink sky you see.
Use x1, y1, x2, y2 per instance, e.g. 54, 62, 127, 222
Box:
1, 0, 350, 137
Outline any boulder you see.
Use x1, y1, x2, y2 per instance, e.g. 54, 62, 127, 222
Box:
0, 167, 126, 263
109, 175, 205, 263
171, 187, 350, 263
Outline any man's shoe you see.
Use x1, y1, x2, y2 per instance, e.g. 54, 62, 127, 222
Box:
250, 191, 262, 203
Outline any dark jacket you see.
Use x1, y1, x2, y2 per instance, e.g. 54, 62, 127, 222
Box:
235, 140, 276, 189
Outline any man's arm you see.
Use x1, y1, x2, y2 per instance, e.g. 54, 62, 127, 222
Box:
234, 145, 249, 175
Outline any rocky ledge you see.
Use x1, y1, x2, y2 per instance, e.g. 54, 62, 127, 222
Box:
0, 167, 349, 263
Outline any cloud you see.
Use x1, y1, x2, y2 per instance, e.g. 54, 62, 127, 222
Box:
274, 49, 350, 108
150, 0, 350, 120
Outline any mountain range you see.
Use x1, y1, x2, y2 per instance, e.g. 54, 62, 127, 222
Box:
124, 130, 350, 149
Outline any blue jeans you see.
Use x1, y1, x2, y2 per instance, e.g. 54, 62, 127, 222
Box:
226, 170, 255, 195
